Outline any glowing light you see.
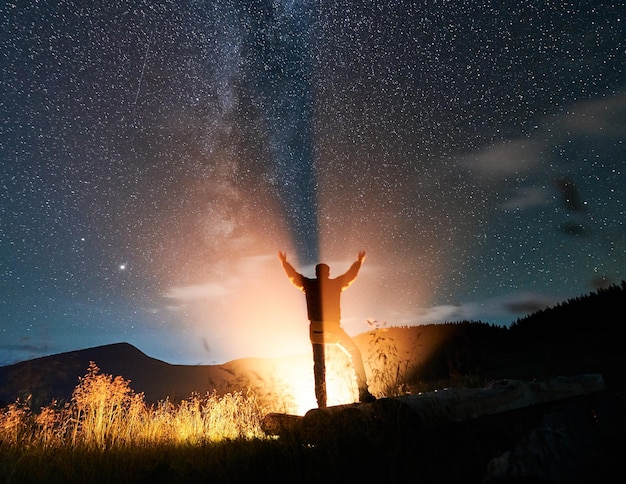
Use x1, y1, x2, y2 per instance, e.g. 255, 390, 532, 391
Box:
322, 346, 360, 406
266, 346, 359, 415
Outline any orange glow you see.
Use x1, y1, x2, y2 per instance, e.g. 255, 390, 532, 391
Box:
257, 346, 358, 415
224, 347, 361, 415
323, 345, 360, 406
279, 346, 358, 415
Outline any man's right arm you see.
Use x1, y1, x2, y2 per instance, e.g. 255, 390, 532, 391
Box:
278, 251, 304, 289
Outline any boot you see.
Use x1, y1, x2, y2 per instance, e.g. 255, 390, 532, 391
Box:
358, 387, 376, 403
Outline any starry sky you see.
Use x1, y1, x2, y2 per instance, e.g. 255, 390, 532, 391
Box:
1, 0, 624, 366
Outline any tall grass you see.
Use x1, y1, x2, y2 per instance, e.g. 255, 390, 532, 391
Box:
0, 327, 422, 452
0, 362, 267, 451
3, 362, 416, 482
0, 340, 440, 482
366, 320, 419, 397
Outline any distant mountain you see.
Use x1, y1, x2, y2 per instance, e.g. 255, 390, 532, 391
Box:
0, 343, 216, 407
2, 283, 624, 408
0, 342, 313, 408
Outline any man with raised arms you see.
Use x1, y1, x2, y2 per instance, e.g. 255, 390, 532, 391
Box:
278, 250, 375, 408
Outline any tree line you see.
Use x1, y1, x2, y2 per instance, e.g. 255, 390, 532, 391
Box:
394, 282, 626, 385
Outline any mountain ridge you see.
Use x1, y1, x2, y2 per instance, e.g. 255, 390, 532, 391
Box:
0, 342, 237, 407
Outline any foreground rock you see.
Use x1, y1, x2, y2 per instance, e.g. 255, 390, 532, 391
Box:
263, 374, 623, 483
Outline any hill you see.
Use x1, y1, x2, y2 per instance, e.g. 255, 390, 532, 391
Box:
0, 342, 319, 409
0, 343, 224, 407
356, 282, 626, 392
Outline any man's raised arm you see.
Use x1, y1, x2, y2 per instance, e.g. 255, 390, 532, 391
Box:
278, 251, 304, 289
338, 251, 366, 290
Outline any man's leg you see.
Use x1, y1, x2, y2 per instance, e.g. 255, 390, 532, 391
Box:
335, 329, 376, 403
311, 343, 327, 408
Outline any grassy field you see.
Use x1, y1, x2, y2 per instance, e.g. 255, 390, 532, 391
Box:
0, 323, 457, 483
4, 362, 621, 484
0, 363, 270, 482
2, 309, 624, 483
0, 362, 434, 483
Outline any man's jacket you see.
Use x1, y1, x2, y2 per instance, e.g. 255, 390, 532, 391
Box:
281, 260, 361, 322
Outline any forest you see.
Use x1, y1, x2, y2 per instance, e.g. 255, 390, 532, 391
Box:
376, 281, 626, 392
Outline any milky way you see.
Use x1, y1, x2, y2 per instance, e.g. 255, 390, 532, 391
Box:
1, 1, 624, 365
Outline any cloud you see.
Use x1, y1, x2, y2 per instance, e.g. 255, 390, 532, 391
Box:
415, 304, 469, 322
501, 186, 548, 211
466, 139, 542, 177
0, 343, 52, 354
501, 292, 559, 315
561, 93, 626, 136
164, 282, 232, 302
406, 291, 562, 327
0, 343, 55, 366
236, 253, 276, 271
162, 255, 276, 306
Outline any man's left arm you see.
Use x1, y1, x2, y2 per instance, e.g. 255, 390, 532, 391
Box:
338, 251, 366, 290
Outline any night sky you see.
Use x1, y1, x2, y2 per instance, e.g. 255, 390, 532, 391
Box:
1, 1, 624, 366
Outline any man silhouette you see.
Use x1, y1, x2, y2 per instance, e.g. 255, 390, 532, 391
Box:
278, 250, 375, 408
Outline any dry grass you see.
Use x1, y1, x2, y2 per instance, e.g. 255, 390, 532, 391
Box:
2, 351, 618, 483
0, 341, 471, 483
0, 362, 267, 451
1, 362, 417, 482
0, 329, 421, 453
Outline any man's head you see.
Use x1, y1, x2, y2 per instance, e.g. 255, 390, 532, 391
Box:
315, 263, 330, 279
